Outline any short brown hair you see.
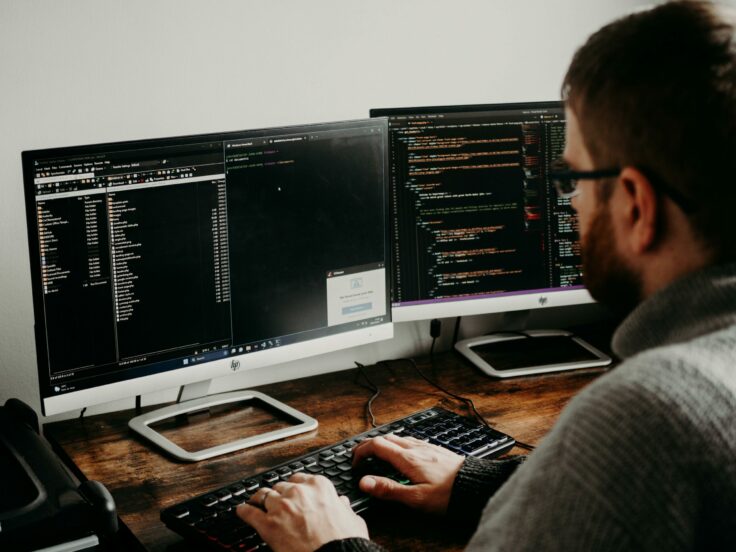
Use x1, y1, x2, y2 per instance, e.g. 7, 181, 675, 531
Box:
563, 1, 736, 261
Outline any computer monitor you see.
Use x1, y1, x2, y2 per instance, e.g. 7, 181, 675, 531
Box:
370, 102, 593, 323
22, 118, 392, 460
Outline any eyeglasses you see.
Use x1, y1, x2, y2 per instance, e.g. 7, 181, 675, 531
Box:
548, 159, 620, 199
548, 159, 697, 213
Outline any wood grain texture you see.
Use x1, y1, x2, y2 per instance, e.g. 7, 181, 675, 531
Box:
44, 350, 611, 551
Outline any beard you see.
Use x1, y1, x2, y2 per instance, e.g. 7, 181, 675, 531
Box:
581, 203, 643, 317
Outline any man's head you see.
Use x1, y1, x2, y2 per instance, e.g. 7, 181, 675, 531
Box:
561, 0, 736, 314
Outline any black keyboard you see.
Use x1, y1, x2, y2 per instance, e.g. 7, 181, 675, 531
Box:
161, 407, 515, 550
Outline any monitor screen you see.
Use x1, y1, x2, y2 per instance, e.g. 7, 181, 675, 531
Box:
23, 119, 392, 415
370, 102, 592, 322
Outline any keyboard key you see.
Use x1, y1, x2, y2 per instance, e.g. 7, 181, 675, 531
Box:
463, 440, 490, 455
215, 489, 232, 501
277, 467, 292, 478
229, 484, 246, 496
170, 506, 189, 518
243, 479, 260, 492
184, 511, 202, 526
227, 496, 246, 508
200, 495, 218, 507
195, 517, 217, 531
329, 476, 346, 489
218, 531, 243, 547
234, 533, 261, 551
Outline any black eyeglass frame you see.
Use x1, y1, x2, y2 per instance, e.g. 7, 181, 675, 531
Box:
549, 166, 620, 198
548, 163, 697, 213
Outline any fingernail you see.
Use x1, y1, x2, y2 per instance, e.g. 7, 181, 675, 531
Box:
362, 476, 376, 491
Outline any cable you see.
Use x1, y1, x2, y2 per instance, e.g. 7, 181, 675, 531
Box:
79, 407, 87, 419
452, 316, 462, 346
429, 318, 441, 360
354, 361, 380, 427
403, 357, 489, 426
135, 395, 142, 415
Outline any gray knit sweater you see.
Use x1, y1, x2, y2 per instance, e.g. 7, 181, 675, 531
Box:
322, 262, 736, 551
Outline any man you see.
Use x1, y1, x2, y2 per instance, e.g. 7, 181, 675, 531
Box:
237, 1, 736, 550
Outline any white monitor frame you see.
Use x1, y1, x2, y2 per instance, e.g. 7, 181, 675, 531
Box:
373, 101, 592, 324
42, 323, 393, 416
24, 118, 393, 419
392, 288, 594, 323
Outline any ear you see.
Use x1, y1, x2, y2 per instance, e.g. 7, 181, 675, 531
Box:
617, 166, 659, 254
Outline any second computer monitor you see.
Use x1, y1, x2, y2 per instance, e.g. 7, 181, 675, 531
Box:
371, 102, 592, 322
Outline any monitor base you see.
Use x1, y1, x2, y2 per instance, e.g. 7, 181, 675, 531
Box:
455, 329, 612, 378
128, 387, 318, 462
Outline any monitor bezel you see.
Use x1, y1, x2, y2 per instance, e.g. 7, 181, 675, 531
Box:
370, 101, 594, 322
22, 118, 394, 416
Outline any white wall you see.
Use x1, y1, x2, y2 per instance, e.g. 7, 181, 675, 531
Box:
0, 0, 647, 421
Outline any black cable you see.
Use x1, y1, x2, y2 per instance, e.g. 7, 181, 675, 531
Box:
452, 316, 462, 346
429, 318, 441, 360
79, 407, 87, 419
401, 357, 488, 427
354, 361, 380, 427
135, 395, 142, 415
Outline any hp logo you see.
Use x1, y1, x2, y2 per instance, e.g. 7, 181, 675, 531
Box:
230, 359, 241, 371
538, 296, 548, 306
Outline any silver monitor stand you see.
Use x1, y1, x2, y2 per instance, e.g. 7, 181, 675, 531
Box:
454, 311, 612, 378
128, 380, 318, 462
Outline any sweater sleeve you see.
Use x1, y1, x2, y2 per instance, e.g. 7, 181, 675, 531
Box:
446, 455, 527, 528
316, 537, 389, 552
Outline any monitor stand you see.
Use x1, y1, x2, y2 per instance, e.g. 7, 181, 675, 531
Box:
454, 310, 612, 378
128, 381, 318, 462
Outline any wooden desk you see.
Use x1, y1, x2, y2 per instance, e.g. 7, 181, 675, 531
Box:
44, 351, 610, 551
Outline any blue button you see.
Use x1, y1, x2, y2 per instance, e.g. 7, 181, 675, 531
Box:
342, 303, 372, 315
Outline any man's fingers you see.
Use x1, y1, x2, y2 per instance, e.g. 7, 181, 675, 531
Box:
287, 472, 313, 484
359, 475, 416, 504
236, 503, 267, 528
380, 433, 417, 448
385, 434, 426, 447
352, 436, 416, 474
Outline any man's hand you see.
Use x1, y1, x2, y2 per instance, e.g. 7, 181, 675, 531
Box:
236, 473, 368, 552
352, 434, 464, 514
